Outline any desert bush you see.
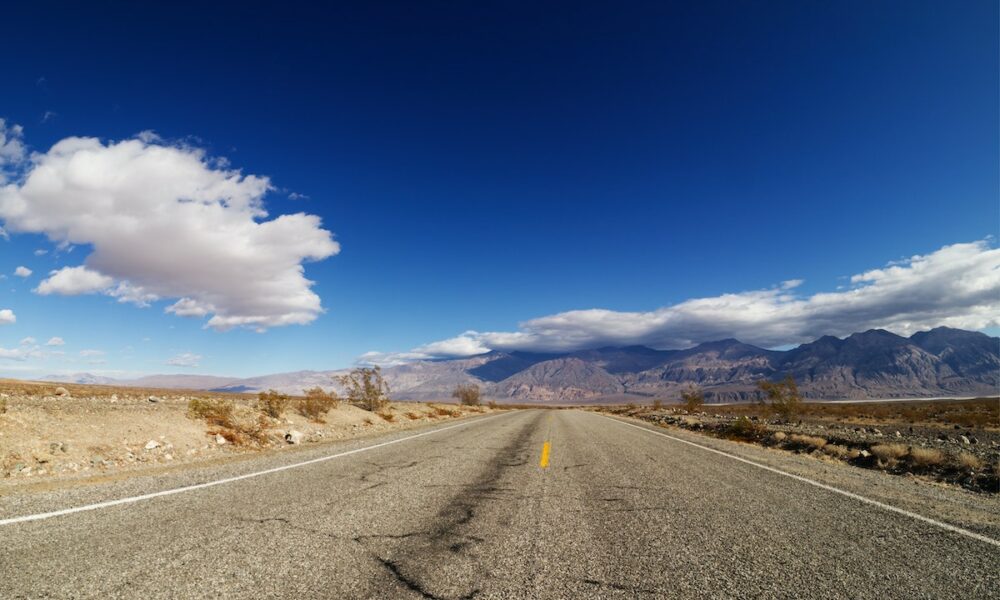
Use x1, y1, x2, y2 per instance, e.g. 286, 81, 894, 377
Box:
433, 405, 458, 418
452, 384, 481, 406
908, 447, 945, 468
769, 431, 787, 443
257, 389, 290, 419
0, 396, 6, 414
680, 386, 704, 413
726, 416, 767, 441
188, 397, 236, 429
379, 411, 395, 422
822, 444, 849, 458
406, 411, 421, 420
757, 376, 802, 422
652, 399, 663, 410
788, 434, 827, 450
955, 452, 983, 471
487, 400, 498, 409
870, 443, 908, 465
297, 387, 338, 422
337, 366, 390, 412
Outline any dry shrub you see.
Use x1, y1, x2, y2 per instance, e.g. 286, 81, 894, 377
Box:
652, 399, 663, 410
379, 411, 395, 422
770, 431, 787, 443
726, 416, 767, 441
680, 386, 704, 413
188, 398, 269, 446
871, 443, 908, 464
955, 452, 983, 471
363, 417, 373, 426
452, 384, 481, 406
908, 447, 945, 467
788, 434, 827, 450
757, 376, 802, 422
297, 387, 338, 422
257, 389, 290, 419
188, 398, 236, 429
487, 400, 498, 409
338, 366, 390, 412
433, 406, 458, 418
823, 444, 849, 458
405, 411, 421, 420
0, 396, 6, 414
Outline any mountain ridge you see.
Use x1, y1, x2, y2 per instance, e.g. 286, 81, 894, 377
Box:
42, 327, 999, 403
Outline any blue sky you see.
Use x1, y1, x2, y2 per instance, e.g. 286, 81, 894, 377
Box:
0, 2, 997, 378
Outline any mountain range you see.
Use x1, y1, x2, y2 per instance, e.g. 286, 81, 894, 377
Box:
44, 327, 999, 403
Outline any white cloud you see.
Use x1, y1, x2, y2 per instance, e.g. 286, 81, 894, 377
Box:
19, 337, 36, 346
45, 336, 65, 346
0, 129, 340, 331
0, 119, 26, 183
35, 266, 113, 295
0, 309, 15, 325
361, 241, 1000, 364
33, 249, 47, 256
79, 349, 105, 357
166, 352, 201, 368
14, 266, 31, 277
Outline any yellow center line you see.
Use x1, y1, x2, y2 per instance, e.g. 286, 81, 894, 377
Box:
539, 441, 551, 468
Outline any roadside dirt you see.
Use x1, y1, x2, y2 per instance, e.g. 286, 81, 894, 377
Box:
0, 379, 495, 489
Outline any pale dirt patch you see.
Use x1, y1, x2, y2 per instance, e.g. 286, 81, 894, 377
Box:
0, 380, 493, 488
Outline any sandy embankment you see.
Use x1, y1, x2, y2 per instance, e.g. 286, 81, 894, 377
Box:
0, 380, 494, 487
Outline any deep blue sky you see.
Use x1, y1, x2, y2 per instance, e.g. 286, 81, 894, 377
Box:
0, 1, 997, 377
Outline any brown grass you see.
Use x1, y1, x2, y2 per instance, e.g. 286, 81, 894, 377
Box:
405, 411, 421, 420
379, 411, 395, 422
822, 444, 850, 458
725, 416, 768, 441
188, 397, 270, 446
870, 443, 908, 464
908, 447, 945, 467
788, 434, 828, 450
955, 452, 983, 471
0, 396, 6, 414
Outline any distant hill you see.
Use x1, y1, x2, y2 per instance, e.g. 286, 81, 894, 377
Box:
42, 327, 999, 403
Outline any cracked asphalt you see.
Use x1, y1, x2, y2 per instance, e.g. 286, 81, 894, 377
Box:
2, 409, 999, 599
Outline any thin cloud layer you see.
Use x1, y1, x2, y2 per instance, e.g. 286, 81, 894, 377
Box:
361, 241, 1000, 365
0, 129, 340, 331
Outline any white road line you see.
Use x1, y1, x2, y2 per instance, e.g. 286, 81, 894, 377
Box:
603, 414, 1000, 549
1, 412, 509, 527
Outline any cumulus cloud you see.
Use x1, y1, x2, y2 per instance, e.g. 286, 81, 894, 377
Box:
19, 337, 36, 345
0, 128, 340, 331
0, 119, 25, 183
361, 241, 1000, 365
166, 352, 201, 368
14, 266, 32, 277
45, 336, 64, 346
0, 309, 15, 325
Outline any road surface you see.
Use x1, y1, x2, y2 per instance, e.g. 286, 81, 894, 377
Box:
2, 409, 998, 598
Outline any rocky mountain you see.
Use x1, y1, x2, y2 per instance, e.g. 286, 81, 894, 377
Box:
42, 327, 999, 403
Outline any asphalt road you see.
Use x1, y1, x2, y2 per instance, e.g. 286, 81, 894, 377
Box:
2, 409, 998, 599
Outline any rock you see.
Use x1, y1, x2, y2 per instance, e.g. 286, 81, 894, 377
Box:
49, 441, 66, 453
970, 436, 979, 445
859, 450, 871, 458
54, 387, 70, 397
959, 435, 971, 445
148, 396, 160, 403
894, 431, 902, 438
144, 440, 160, 450
285, 430, 304, 445
215, 434, 228, 445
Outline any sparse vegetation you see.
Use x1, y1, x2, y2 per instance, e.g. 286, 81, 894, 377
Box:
337, 366, 390, 412
956, 452, 983, 471
406, 411, 421, 420
652, 399, 663, 410
822, 443, 850, 458
379, 411, 396, 422
188, 397, 236, 429
257, 389, 290, 419
297, 387, 338, 422
757, 375, 802, 422
725, 416, 767, 441
871, 443, 908, 465
680, 386, 704, 413
0, 396, 6, 414
452, 384, 481, 406
487, 400, 498, 409
188, 397, 269, 446
908, 447, 945, 468
787, 434, 827, 450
